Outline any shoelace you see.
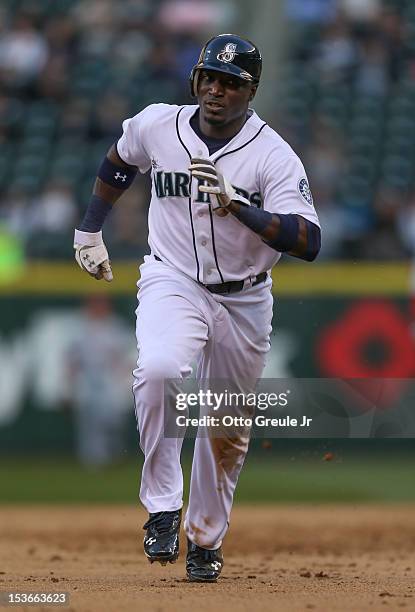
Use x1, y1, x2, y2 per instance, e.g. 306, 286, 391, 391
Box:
143, 511, 179, 534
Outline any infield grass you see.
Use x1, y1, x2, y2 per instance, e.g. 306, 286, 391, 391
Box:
0, 452, 414, 504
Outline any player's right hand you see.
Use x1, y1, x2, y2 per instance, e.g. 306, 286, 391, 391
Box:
73, 229, 113, 282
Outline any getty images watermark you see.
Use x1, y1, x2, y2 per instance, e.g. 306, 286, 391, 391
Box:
174, 389, 312, 429
163, 378, 415, 438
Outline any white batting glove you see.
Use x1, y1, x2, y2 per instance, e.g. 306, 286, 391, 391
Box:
73, 229, 113, 282
189, 158, 251, 210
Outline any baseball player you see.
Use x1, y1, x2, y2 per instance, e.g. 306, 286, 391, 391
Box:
73, 34, 321, 582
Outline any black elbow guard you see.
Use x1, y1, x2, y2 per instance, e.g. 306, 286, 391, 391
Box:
304, 220, 321, 261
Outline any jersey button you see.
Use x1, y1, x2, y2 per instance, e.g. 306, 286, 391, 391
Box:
201, 239, 207, 246
207, 269, 212, 275
198, 211, 204, 218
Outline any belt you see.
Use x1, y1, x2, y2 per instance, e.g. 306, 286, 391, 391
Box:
153, 255, 267, 295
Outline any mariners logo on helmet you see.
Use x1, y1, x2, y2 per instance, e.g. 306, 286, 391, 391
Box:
298, 178, 313, 206
217, 43, 237, 63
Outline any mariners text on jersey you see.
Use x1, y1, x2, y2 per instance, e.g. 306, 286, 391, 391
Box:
153, 170, 262, 207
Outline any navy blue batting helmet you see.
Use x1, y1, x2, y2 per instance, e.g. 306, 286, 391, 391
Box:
189, 34, 262, 97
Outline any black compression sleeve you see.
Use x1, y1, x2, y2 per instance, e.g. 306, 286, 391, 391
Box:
79, 195, 112, 232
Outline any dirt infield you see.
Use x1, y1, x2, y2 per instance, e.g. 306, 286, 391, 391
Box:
0, 505, 414, 612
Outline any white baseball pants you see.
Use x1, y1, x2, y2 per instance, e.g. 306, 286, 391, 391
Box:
133, 255, 273, 549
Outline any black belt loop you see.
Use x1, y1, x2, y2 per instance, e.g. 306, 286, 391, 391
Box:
152, 254, 267, 295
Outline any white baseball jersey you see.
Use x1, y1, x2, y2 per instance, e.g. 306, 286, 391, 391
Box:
117, 103, 320, 284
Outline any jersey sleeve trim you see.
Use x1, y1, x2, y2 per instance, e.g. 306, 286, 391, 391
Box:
115, 140, 130, 166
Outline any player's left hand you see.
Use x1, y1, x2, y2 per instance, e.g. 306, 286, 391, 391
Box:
189, 158, 250, 215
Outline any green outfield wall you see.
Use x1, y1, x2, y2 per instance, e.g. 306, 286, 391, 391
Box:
0, 262, 413, 452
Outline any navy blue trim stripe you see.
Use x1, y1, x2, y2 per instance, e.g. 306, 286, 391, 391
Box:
115, 139, 137, 167
215, 122, 268, 162
207, 203, 224, 283
207, 121, 268, 279
176, 107, 201, 283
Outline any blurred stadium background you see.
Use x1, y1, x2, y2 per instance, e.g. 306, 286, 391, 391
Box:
0, 0, 414, 503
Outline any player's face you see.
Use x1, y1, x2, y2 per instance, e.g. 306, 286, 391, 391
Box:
197, 69, 256, 136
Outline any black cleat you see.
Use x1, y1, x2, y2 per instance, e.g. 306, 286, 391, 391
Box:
186, 538, 224, 582
143, 509, 182, 565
